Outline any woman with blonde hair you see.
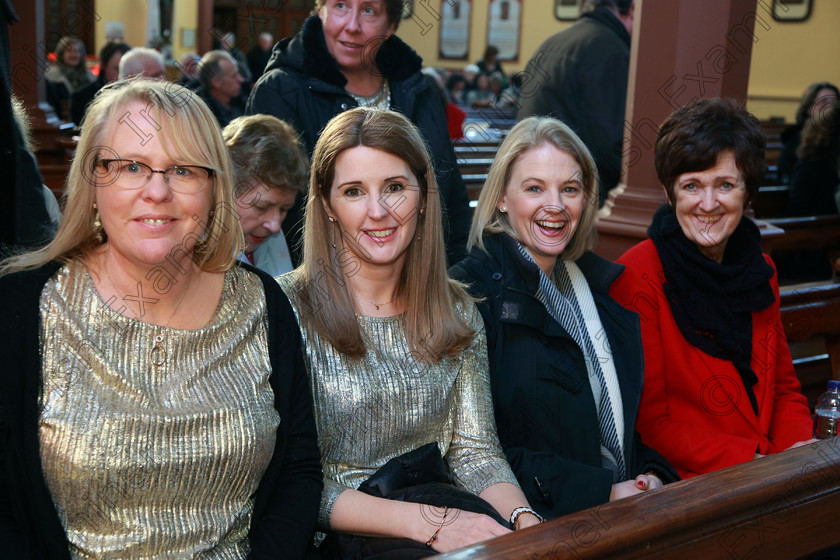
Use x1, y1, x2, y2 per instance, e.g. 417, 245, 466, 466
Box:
278, 107, 541, 557
0, 79, 321, 558
450, 116, 678, 519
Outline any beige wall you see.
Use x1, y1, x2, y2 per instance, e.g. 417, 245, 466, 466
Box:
93, 0, 198, 60
397, 0, 573, 73
172, 0, 200, 60
94, 0, 148, 52
746, 0, 840, 121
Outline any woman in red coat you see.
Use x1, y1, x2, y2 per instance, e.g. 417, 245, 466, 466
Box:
610, 98, 814, 479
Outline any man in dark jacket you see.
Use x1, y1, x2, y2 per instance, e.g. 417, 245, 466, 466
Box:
246, 15, 472, 267
518, 0, 635, 206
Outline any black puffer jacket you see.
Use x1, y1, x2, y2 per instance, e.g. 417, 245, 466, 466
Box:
247, 16, 471, 266
450, 234, 678, 519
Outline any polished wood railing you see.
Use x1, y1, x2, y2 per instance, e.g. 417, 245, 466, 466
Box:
440, 438, 840, 559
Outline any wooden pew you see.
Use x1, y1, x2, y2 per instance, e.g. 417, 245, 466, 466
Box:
751, 185, 789, 219
439, 438, 840, 559
780, 281, 840, 382
764, 215, 840, 255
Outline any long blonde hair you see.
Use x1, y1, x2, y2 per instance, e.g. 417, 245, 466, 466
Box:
0, 78, 242, 276
291, 108, 473, 361
469, 116, 599, 261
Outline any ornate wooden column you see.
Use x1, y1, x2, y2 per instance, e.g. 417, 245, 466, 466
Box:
596, 0, 767, 260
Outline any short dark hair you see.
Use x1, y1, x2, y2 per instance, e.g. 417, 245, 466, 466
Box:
99, 41, 131, 69
314, 0, 403, 30
655, 97, 766, 207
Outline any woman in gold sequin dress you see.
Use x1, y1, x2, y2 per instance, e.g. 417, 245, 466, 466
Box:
277, 107, 541, 557
0, 79, 322, 559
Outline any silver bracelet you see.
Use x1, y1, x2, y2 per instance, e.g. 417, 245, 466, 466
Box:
509, 506, 544, 528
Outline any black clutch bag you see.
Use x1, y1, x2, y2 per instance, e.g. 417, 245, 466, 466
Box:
318, 442, 509, 560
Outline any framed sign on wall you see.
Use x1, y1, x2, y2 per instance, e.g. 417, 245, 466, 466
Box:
439, 0, 472, 59
772, 0, 812, 21
555, 0, 581, 21
487, 0, 521, 61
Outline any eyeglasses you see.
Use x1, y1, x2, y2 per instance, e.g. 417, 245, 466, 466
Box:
96, 159, 214, 194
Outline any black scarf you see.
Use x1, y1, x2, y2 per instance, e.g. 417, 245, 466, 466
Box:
648, 205, 775, 415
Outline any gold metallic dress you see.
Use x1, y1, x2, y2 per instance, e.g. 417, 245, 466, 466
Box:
277, 274, 519, 530
38, 261, 280, 559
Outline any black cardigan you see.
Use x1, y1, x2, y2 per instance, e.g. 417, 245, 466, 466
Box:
450, 234, 678, 518
0, 261, 322, 559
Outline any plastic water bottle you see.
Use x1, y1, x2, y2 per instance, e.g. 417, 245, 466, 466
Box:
814, 380, 840, 439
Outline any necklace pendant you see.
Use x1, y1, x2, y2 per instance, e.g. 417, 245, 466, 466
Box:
150, 334, 166, 367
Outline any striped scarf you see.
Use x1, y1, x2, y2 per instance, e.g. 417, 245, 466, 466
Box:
517, 244, 626, 482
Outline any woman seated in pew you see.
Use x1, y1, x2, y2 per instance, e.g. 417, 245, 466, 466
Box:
449, 116, 679, 520
610, 98, 815, 479
224, 114, 308, 276
277, 107, 541, 557
778, 82, 839, 185
0, 79, 322, 558
789, 101, 840, 217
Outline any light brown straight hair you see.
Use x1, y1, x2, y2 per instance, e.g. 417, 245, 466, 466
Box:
290, 107, 473, 361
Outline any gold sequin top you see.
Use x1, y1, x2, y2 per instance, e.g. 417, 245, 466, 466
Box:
38, 261, 280, 559
277, 274, 519, 530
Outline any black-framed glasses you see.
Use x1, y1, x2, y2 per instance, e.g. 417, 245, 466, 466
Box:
96, 159, 214, 194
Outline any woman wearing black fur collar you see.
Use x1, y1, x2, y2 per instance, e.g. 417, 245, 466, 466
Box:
246, 0, 472, 268
611, 98, 814, 479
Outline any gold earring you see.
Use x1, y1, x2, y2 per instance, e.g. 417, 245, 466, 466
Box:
93, 209, 105, 243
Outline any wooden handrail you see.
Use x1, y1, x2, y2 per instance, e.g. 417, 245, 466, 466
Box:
439, 438, 840, 559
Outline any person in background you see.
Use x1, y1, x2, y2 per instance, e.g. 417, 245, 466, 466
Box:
477, 45, 504, 80
278, 107, 541, 558
517, 0, 635, 206
778, 82, 839, 185
466, 72, 494, 108
118, 47, 165, 80
224, 114, 308, 276
220, 31, 252, 91
495, 71, 522, 110
0, 78, 322, 558
450, 116, 678, 519
423, 67, 465, 141
1, 0, 56, 252
610, 98, 814, 479
446, 73, 468, 106
462, 63, 480, 97
45, 36, 95, 120
247, 0, 472, 268
70, 41, 131, 125
177, 52, 201, 89
789, 102, 840, 217
247, 32, 274, 85
198, 50, 246, 128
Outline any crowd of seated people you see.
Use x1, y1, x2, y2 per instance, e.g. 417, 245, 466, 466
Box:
9, 1, 831, 557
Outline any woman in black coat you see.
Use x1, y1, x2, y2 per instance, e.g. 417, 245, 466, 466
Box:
450, 117, 678, 519
246, 0, 471, 267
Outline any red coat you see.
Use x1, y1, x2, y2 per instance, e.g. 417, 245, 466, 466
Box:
610, 240, 813, 478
